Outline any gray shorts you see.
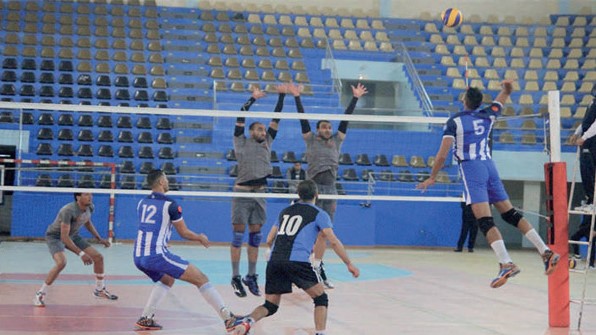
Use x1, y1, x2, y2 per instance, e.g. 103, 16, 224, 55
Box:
315, 182, 337, 221
46, 234, 91, 255
231, 187, 267, 226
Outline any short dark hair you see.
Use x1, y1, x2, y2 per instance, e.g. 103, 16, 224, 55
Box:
297, 180, 318, 201
74, 193, 81, 201
249, 122, 263, 131
146, 169, 165, 188
465, 87, 483, 110
316, 120, 330, 129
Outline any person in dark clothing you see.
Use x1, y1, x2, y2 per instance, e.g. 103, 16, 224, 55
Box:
454, 202, 479, 252
286, 162, 306, 193
569, 83, 596, 266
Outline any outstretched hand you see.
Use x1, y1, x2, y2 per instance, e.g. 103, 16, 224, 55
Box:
501, 79, 514, 94
197, 233, 210, 248
347, 263, 360, 278
351, 83, 368, 98
286, 82, 301, 97
251, 87, 266, 100
416, 177, 435, 193
99, 239, 111, 248
275, 84, 288, 94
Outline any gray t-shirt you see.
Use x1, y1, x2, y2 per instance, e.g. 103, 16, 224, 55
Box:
234, 133, 273, 184
45, 201, 94, 238
305, 133, 343, 180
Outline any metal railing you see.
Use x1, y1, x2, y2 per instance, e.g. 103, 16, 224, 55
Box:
394, 42, 434, 115
323, 37, 343, 100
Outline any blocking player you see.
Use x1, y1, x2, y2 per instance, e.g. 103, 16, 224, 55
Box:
230, 85, 286, 297
287, 81, 367, 288
417, 80, 560, 288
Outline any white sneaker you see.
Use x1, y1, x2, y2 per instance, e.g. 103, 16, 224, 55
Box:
33, 291, 45, 307
575, 204, 596, 213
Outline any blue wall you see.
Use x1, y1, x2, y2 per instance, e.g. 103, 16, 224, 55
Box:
11, 192, 460, 247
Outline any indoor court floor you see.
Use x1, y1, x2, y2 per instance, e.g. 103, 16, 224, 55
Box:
1, 241, 596, 335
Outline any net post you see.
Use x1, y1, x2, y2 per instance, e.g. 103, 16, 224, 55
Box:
545, 90, 569, 327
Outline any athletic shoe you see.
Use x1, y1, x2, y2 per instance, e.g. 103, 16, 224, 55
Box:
135, 315, 162, 330
490, 262, 521, 288
94, 287, 118, 300
242, 274, 261, 296
33, 291, 45, 307
453, 248, 463, 252
542, 250, 560, 275
225, 315, 251, 335
231, 275, 247, 297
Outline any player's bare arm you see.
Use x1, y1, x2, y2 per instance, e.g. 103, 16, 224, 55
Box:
494, 79, 514, 106
321, 228, 359, 278
173, 219, 210, 248
416, 136, 454, 192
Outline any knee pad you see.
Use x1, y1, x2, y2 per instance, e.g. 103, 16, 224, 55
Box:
478, 217, 496, 235
248, 231, 262, 248
263, 300, 279, 316
501, 208, 523, 227
231, 232, 244, 248
313, 293, 328, 307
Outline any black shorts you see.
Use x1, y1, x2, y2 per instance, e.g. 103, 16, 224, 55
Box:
265, 260, 321, 295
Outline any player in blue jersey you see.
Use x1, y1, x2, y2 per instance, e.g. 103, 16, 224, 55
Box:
133, 169, 244, 333
228, 180, 360, 335
417, 80, 560, 288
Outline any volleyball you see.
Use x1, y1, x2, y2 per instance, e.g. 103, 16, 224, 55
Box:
569, 258, 577, 269
441, 8, 463, 27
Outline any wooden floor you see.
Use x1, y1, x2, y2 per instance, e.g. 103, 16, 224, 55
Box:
1, 241, 595, 335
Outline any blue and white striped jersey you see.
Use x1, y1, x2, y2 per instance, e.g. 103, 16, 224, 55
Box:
443, 102, 502, 162
134, 192, 183, 258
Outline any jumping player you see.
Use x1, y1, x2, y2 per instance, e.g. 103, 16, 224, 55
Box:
417, 80, 560, 288
229, 180, 360, 335
287, 81, 367, 288
133, 169, 243, 332
230, 86, 286, 297
33, 192, 117, 307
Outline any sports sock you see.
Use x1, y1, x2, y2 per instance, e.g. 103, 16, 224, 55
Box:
199, 282, 227, 320
232, 261, 240, 277
38, 282, 48, 294
490, 240, 513, 264
142, 281, 170, 318
248, 261, 257, 276
95, 273, 105, 290
524, 229, 549, 255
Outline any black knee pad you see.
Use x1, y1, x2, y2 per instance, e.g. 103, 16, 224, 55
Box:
501, 208, 523, 227
313, 293, 328, 307
478, 217, 496, 235
263, 300, 278, 316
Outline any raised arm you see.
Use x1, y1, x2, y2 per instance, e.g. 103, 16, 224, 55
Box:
337, 83, 368, 140
287, 82, 312, 140
269, 84, 287, 132
494, 79, 513, 106
235, 88, 266, 136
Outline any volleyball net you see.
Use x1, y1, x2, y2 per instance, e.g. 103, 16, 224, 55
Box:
0, 99, 464, 202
